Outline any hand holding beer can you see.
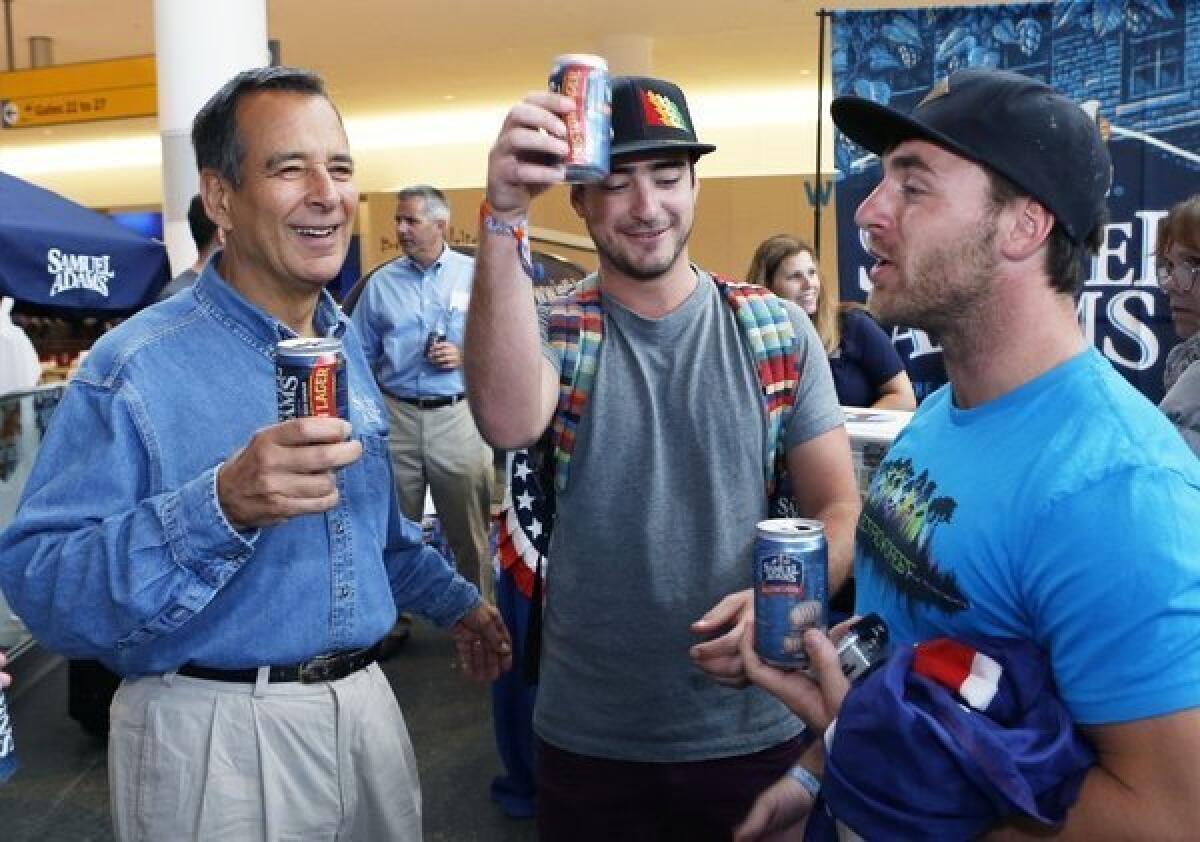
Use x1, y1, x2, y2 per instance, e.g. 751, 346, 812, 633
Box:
753, 518, 829, 671
548, 54, 611, 183
424, 330, 446, 361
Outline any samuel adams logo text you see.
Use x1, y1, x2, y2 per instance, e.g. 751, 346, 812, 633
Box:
275, 338, 347, 421
760, 554, 804, 592
47, 248, 114, 298
276, 362, 341, 420
311, 365, 332, 416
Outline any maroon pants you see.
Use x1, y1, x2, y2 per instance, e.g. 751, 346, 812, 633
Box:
535, 734, 806, 842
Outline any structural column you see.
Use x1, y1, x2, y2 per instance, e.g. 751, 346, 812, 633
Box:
154, 0, 268, 274
597, 34, 653, 77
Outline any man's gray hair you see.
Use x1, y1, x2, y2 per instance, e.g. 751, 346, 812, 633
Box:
397, 185, 450, 223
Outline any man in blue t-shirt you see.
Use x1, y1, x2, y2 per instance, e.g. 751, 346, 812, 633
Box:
730, 69, 1200, 841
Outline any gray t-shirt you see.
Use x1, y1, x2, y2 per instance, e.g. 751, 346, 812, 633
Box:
536, 269, 844, 762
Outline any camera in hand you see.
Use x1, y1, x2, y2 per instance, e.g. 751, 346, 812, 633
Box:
836, 613, 889, 682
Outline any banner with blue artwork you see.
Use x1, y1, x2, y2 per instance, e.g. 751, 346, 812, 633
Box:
832, 0, 1200, 403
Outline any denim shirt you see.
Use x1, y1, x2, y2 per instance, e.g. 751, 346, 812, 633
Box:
0, 261, 479, 677
351, 245, 473, 399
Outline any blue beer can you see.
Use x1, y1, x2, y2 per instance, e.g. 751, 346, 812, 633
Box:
275, 338, 348, 421
753, 518, 828, 670
0, 689, 17, 783
548, 54, 611, 183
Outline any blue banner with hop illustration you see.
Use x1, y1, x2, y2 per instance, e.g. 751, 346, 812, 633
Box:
831, 0, 1200, 403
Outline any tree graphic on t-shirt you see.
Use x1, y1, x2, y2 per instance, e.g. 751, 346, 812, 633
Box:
858, 456, 967, 614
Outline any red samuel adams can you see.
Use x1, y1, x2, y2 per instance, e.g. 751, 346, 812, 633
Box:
275, 337, 348, 421
548, 53, 611, 183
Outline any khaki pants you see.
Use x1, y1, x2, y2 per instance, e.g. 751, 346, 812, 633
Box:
385, 395, 494, 603
108, 663, 421, 842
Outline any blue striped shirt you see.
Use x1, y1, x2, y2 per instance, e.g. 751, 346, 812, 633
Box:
351, 246, 474, 399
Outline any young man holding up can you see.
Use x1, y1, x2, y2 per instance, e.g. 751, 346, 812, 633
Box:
717, 69, 1200, 841
0, 66, 510, 842
465, 74, 860, 839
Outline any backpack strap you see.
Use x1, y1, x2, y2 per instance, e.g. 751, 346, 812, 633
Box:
545, 275, 604, 493
711, 275, 800, 501
544, 273, 801, 498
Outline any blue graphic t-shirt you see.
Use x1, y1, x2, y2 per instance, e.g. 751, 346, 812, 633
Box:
855, 349, 1200, 725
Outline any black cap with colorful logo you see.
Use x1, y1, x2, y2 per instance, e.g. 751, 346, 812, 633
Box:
609, 76, 716, 161
831, 69, 1110, 244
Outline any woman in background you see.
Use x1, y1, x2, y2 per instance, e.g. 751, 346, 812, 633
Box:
748, 235, 915, 410
1156, 195, 1200, 456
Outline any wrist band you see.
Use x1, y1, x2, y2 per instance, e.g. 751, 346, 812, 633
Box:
479, 199, 540, 282
787, 764, 821, 800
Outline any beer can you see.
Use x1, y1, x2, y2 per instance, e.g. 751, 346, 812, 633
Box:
548, 54, 611, 183
275, 338, 348, 421
0, 689, 16, 783
423, 330, 446, 360
753, 518, 828, 670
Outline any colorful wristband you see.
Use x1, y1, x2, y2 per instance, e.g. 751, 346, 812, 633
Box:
787, 764, 821, 800
479, 199, 540, 282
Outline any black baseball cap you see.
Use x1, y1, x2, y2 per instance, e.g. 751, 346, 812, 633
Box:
831, 69, 1110, 244
609, 76, 716, 161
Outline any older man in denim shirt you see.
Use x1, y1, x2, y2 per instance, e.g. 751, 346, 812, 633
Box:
0, 67, 511, 842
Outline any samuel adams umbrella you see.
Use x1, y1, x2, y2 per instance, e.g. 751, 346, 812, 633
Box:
0, 171, 169, 311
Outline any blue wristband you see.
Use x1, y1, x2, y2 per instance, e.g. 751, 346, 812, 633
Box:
787, 764, 821, 800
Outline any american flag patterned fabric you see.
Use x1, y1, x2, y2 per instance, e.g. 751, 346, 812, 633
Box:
494, 448, 551, 599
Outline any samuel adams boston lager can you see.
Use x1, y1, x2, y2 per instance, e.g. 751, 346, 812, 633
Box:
0, 688, 16, 783
275, 338, 348, 421
548, 54, 611, 183
754, 518, 828, 670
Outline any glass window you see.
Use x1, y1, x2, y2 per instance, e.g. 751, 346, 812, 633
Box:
1125, 25, 1185, 100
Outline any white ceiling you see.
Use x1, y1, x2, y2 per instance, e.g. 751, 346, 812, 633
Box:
0, 0, 990, 140
0, 0, 994, 207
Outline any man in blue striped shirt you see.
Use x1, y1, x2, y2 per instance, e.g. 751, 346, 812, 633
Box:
352, 186, 495, 603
